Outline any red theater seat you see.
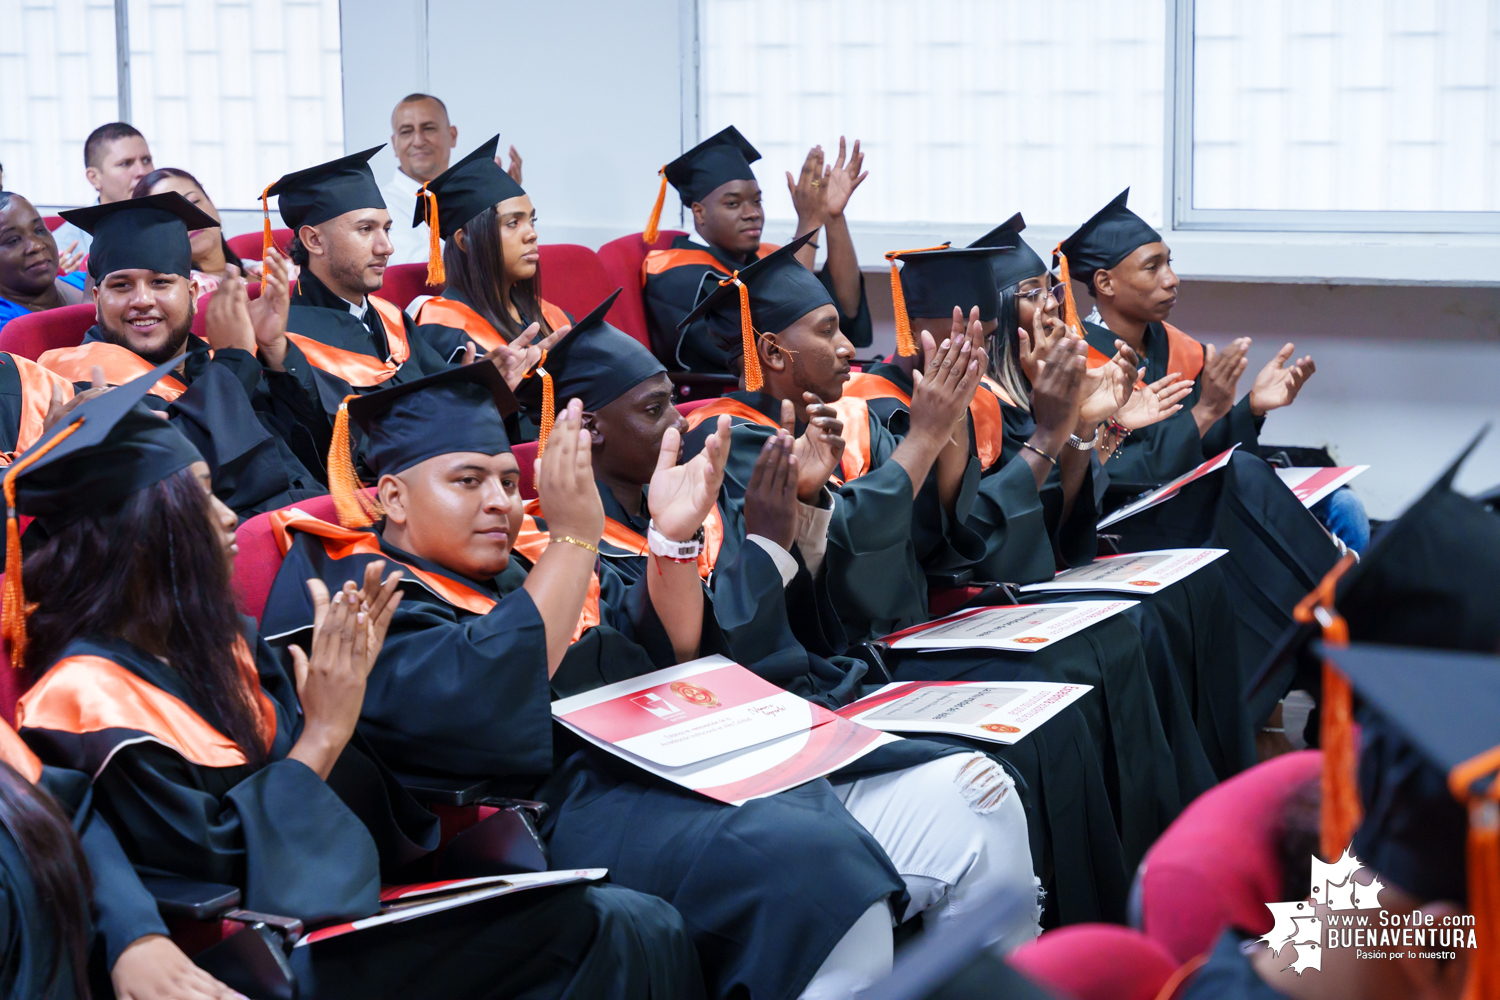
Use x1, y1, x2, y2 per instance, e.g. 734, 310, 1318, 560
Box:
42, 216, 64, 233
0, 303, 96, 360
1009, 925, 1183, 1000
380, 263, 443, 311
536, 244, 633, 331
1138, 750, 1321, 963
225, 228, 293, 261
513, 440, 538, 501
234, 492, 345, 623
190, 283, 261, 340
596, 230, 683, 352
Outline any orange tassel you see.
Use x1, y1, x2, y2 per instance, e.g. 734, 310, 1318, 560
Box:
327, 396, 383, 528
884, 244, 952, 358
718, 273, 762, 392
1448, 743, 1500, 1000
536, 366, 555, 458
260, 184, 276, 261
643, 168, 668, 245
2, 421, 83, 668
1051, 243, 1087, 338
421, 186, 445, 287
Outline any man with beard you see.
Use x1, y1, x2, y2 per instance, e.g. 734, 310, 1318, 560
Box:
36, 192, 325, 517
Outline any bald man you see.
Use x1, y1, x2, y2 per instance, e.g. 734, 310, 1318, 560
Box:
380, 93, 523, 266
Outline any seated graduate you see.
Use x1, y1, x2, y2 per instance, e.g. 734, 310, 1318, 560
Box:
518, 292, 1043, 953
257, 361, 1008, 1000
1053, 191, 1341, 695
0, 191, 88, 333
407, 136, 572, 358
641, 126, 871, 372
34, 193, 324, 518
1184, 644, 1491, 1000
15, 365, 699, 1000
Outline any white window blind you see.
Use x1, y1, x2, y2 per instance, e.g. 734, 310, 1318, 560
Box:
701, 0, 1167, 229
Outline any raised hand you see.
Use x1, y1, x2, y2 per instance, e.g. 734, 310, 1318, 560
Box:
1194, 337, 1250, 433
286, 578, 367, 780
57, 239, 85, 275
506, 145, 524, 185
786, 145, 827, 230
247, 247, 291, 371
649, 414, 731, 542
476, 320, 572, 390
1028, 334, 1087, 453
42, 365, 106, 433
909, 327, 984, 446
821, 136, 867, 220
1248, 343, 1315, 416
1117, 372, 1194, 431
112, 934, 246, 1000
201, 275, 256, 356
783, 395, 845, 503
1077, 340, 1142, 426
351, 559, 404, 674
536, 398, 604, 546
741, 432, 797, 550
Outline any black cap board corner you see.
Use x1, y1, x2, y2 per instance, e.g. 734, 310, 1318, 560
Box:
411, 134, 526, 236
679, 230, 824, 332
1057, 187, 1163, 283
266, 144, 387, 231
664, 125, 762, 206
347, 361, 519, 478
62, 191, 220, 281
892, 244, 1014, 323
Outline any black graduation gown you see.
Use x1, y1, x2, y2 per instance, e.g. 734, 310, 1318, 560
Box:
642, 235, 872, 372
260, 521, 907, 1000
63, 329, 325, 518
1081, 322, 1341, 723
20, 626, 695, 1000
1177, 930, 1290, 1000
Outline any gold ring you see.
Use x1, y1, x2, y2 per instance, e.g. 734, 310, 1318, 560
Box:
811, 180, 821, 187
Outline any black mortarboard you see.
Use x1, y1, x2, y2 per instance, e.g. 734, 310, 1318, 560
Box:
265, 144, 387, 232
968, 212, 1051, 291
1321, 643, 1496, 907
644, 126, 761, 243
1056, 188, 1162, 287
891, 245, 1010, 324
532, 289, 665, 414
347, 361, 519, 479
61, 192, 219, 282
412, 135, 525, 239
680, 233, 830, 390
2, 358, 203, 659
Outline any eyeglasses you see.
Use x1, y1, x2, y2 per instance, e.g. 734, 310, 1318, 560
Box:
1016, 283, 1067, 303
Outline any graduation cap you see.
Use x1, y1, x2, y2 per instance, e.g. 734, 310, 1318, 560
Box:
1051, 189, 1162, 342
412, 135, 526, 286
1321, 643, 1500, 994
643, 126, 761, 244
2, 358, 202, 662
679, 233, 830, 391
329, 362, 520, 528
968, 212, 1051, 292
515, 289, 664, 454
260, 144, 387, 263
888, 244, 1012, 355
61, 192, 220, 282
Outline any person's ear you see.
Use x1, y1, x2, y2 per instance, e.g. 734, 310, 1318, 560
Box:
691, 202, 707, 230
448, 125, 457, 147
299, 224, 325, 259
452, 227, 468, 253
378, 474, 408, 526
759, 331, 788, 374
85, 166, 103, 193
582, 410, 604, 446
1093, 268, 1114, 300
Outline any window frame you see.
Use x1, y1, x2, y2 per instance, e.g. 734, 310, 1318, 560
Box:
1166, 0, 1500, 235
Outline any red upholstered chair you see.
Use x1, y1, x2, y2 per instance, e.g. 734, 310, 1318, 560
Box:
225, 228, 292, 261
190, 282, 261, 340
379, 262, 443, 311
536, 244, 633, 332
0, 303, 96, 360
595, 230, 683, 350
42, 216, 64, 233
513, 440, 538, 501
1138, 750, 1322, 963
233, 492, 342, 623
1009, 925, 1183, 1000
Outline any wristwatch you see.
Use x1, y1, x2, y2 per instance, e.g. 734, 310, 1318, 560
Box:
647, 521, 704, 562
1067, 426, 1104, 451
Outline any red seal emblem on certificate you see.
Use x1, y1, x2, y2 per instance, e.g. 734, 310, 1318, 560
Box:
669, 681, 721, 707
1129, 580, 1159, 587
981, 723, 1021, 734
1015, 636, 1049, 644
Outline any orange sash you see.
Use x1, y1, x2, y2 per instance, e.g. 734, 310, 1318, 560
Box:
640, 243, 782, 285
38, 342, 188, 401
0, 355, 76, 467
1162, 322, 1205, 383
684, 395, 872, 484
839, 371, 1007, 471
415, 296, 570, 354
18, 640, 275, 773
285, 295, 411, 387
0, 719, 41, 784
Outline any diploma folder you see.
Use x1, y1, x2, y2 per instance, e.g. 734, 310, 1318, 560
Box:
1097, 445, 1239, 529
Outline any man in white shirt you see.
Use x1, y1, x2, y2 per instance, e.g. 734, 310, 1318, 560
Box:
381, 93, 523, 266
49, 123, 155, 260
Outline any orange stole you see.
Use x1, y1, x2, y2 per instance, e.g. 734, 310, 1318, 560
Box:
1082, 323, 1204, 383
0, 355, 75, 466
285, 295, 411, 387
0, 719, 41, 784
18, 640, 275, 772
840, 371, 1008, 471
683, 396, 872, 484
414, 296, 571, 354
38, 342, 187, 400
640, 242, 783, 285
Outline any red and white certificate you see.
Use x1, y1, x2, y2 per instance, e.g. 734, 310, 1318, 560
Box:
1019, 548, 1228, 595
880, 601, 1137, 651
1275, 466, 1368, 508
551, 656, 899, 805
837, 681, 1093, 744
1098, 445, 1239, 529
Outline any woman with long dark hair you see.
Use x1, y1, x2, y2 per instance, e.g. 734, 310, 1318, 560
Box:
16, 367, 700, 999
131, 168, 246, 296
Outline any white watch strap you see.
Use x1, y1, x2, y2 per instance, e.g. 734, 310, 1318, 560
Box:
647, 520, 703, 560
